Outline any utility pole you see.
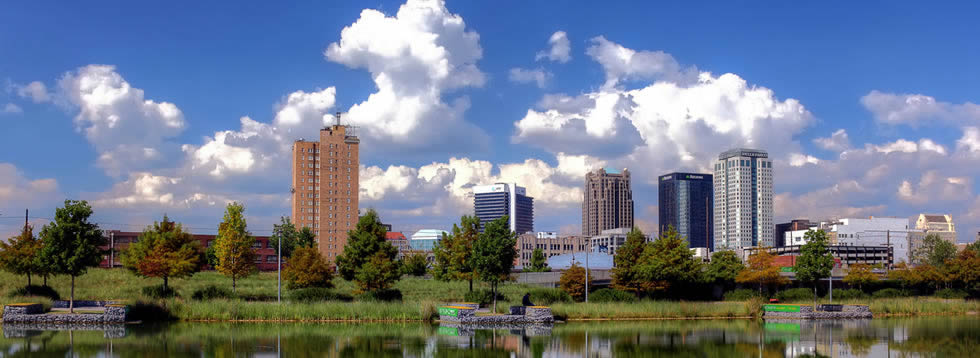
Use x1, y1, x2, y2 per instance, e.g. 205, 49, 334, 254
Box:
278, 231, 282, 304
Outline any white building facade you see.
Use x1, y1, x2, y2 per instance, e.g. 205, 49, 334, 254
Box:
786, 217, 912, 265
713, 148, 774, 250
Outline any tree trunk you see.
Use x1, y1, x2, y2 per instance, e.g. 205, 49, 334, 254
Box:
27, 273, 31, 286
233, 275, 237, 294
469, 278, 473, 292
163, 276, 169, 292
813, 284, 818, 309
43, 275, 47, 286
492, 282, 497, 313
70, 275, 75, 313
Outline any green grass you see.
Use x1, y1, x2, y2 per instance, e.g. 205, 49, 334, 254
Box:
2, 270, 977, 321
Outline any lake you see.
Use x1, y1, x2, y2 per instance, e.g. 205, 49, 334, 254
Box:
1, 316, 978, 357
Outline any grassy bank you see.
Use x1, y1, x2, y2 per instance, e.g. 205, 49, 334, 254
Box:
2, 270, 978, 322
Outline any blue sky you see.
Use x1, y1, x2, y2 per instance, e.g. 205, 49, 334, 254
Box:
2, 0, 979, 242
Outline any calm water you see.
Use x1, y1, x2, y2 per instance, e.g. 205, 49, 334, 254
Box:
1, 317, 978, 357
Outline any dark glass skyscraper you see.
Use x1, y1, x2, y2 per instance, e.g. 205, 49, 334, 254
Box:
659, 172, 713, 250
473, 183, 534, 234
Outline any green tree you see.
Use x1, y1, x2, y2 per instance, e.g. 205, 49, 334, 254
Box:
612, 227, 649, 294
431, 215, 480, 291
915, 233, 957, 267
736, 250, 789, 294
559, 263, 592, 302
269, 217, 298, 259
704, 250, 745, 289
471, 215, 517, 312
843, 263, 877, 292
0, 224, 43, 286
528, 248, 549, 272
121, 215, 202, 292
284, 246, 333, 289
402, 252, 429, 276
354, 251, 402, 293
948, 249, 980, 295
635, 226, 703, 294
335, 209, 399, 284
37, 200, 106, 312
296, 227, 317, 249
795, 229, 835, 307
214, 202, 256, 293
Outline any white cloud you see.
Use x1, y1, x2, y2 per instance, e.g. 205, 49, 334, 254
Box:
2, 103, 22, 114
956, 126, 980, 156
57, 65, 186, 176
586, 36, 698, 88
536, 31, 571, 63
0, 163, 59, 205
15, 81, 51, 103
508, 67, 552, 88
813, 129, 850, 152
896, 171, 972, 205
788, 153, 820, 167
872, 138, 946, 155
861, 90, 980, 125
324, 0, 489, 155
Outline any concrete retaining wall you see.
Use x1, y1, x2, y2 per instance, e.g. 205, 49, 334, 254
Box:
3, 303, 128, 324
763, 304, 872, 319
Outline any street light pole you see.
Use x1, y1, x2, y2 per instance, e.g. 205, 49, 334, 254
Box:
278, 234, 282, 304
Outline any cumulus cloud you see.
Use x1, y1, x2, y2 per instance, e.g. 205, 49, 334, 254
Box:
896, 171, 972, 205
2, 103, 22, 114
788, 153, 820, 167
15, 81, 51, 103
508, 67, 552, 88
872, 138, 946, 155
536, 31, 571, 63
813, 129, 850, 152
956, 126, 980, 156
0, 163, 59, 205
57, 65, 186, 176
586, 36, 698, 88
861, 90, 980, 125
324, 0, 489, 156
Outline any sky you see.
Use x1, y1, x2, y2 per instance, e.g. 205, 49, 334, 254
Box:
2, 0, 979, 242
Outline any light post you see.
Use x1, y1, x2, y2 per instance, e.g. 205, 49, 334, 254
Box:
277, 234, 282, 304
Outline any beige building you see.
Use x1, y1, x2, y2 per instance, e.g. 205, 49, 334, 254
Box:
582, 168, 634, 237
589, 227, 650, 256
516, 232, 588, 268
291, 115, 360, 261
915, 213, 956, 244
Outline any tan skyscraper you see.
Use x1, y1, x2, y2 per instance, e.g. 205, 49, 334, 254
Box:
582, 168, 634, 236
291, 113, 359, 261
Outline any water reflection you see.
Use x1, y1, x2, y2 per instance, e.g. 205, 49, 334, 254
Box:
0, 317, 977, 357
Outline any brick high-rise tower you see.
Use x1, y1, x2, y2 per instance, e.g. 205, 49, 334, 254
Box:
291, 113, 359, 261
582, 168, 634, 237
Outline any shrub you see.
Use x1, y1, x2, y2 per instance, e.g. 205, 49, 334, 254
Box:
191, 285, 234, 300
526, 288, 572, 305
559, 264, 591, 302
127, 300, 176, 322
289, 287, 353, 302
357, 288, 403, 302
589, 288, 637, 303
775, 288, 815, 301
284, 247, 334, 289
935, 288, 969, 299
8, 285, 60, 300
464, 289, 507, 306
723, 288, 759, 301
833, 288, 867, 300
141, 285, 178, 299
872, 288, 910, 299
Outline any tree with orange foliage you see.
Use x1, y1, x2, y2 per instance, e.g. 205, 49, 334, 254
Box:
736, 250, 789, 295
121, 215, 202, 292
843, 264, 877, 292
284, 246, 333, 289
560, 263, 593, 302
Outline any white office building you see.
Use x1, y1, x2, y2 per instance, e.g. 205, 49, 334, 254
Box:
713, 148, 774, 250
784, 217, 912, 265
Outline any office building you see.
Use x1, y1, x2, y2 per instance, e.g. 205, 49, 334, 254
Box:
386, 232, 411, 258
589, 227, 649, 256
473, 183, 534, 234
658, 172, 713, 250
914, 213, 957, 244
409, 229, 448, 251
775, 219, 817, 248
291, 113, 360, 260
582, 168, 634, 236
747, 244, 893, 269
713, 148, 774, 250
516, 232, 588, 268
784, 217, 911, 265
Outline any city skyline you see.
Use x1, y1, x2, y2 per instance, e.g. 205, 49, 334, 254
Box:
2, 0, 980, 243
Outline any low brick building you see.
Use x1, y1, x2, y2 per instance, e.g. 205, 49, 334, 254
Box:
101, 230, 279, 271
